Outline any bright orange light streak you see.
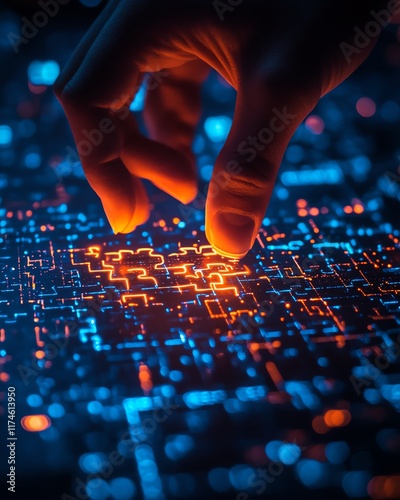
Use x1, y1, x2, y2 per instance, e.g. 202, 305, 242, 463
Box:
265, 361, 284, 389
122, 294, 148, 306
139, 364, 153, 392
34, 326, 44, 347
256, 234, 265, 249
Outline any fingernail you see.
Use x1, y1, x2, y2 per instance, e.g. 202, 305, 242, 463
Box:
102, 201, 136, 234
210, 211, 255, 258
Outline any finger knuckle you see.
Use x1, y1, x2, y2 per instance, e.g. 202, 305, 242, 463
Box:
222, 163, 275, 198
53, 78, 90, 107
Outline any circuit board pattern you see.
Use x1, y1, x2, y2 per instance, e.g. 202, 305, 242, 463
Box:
1, 208, 400, 500
3, 226, 400, 343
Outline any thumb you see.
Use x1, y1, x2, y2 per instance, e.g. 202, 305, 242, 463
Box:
205, 81, 320, 259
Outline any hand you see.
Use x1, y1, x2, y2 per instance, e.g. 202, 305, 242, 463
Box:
54, 0, 396, 258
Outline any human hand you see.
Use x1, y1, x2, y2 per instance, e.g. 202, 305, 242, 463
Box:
54, 0, 397, 258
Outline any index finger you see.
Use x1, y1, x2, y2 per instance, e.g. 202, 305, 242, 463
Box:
54, 0, 199, 233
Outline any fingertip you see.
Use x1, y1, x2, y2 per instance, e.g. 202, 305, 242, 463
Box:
206, 210, 257, 259
102, 202, 136, 235
209, 242, 249, 260
174, 184, 198, 205
94, 167, 150, 235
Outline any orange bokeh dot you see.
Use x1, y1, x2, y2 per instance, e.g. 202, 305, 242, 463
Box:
312, 416, 329, 434
35, 350, 45, 359
298, 209, 308, 217
309, 207, 319, 216
305, 115, 325, 134
356, 97, 376, 118
353, 204, 364, 214
324, 409, 351, 427
344, 206, 353, 214
384, 476, 400, 498
21, 414, 51, 432
368, 476, 400, 500
297, 199, 307, 208
0, 372, 10, 382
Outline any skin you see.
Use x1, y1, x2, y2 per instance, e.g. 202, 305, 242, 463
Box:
54, 0, 398, 258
